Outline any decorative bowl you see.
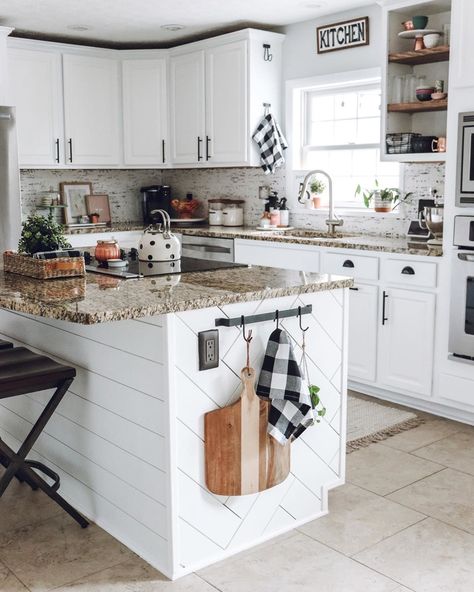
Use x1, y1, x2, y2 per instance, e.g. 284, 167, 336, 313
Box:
431, 92, 447, 100
412, 15, 428, 29
423, 33, 441, 48
416, 87, 435, 101
402, 20, 414, 30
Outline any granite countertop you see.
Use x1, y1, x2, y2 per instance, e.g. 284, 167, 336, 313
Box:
66, 224, 442, 257
179, 227, 443, 257
0, 267, 353, 325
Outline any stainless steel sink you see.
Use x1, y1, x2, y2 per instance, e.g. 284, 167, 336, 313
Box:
281, 230, 357, 240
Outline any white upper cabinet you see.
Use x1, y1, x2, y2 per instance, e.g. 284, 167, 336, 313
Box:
205, 40, 248, 164
122, 58, 168, 165
450, 0, 474, 88
8, 48, 63, 166
169, 50, 206, 164
63, 53, 121, 165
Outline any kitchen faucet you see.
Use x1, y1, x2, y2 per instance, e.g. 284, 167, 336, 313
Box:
298, 170, 343, 236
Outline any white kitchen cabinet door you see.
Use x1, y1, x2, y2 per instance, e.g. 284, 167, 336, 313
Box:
169, 51, 205, 164
450, 0, 474, 88
63, 54, 121, 165
205, 41, 247, 164
348, 284, 378, 383
8, 49, 63, 166
378, 288, 435, 397
122, 58, 168, 166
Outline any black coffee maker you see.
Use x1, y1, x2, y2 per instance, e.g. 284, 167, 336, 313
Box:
140, 185, 172, 224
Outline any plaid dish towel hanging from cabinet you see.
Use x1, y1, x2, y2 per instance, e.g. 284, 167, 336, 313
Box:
252, 112, 288, 175
256, 328, 314, 445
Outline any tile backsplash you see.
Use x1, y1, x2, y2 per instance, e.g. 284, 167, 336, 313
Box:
20, 161, 444, 236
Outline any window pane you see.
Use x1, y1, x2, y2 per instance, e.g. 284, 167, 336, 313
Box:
334, 93, 357, 120
310, 121, 334, 146
352, 148, 378, 176
334, 119, 357, 145
356, 117, 380, 144
310, 94, 334, 121
357, 90, 380, 118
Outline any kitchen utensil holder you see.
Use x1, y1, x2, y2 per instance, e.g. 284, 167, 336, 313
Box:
215, 305, 312, 328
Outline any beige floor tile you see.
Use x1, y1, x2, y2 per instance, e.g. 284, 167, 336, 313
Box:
413, 431, 474, 476
346, 444, 443, 496
0, 514, 132, 592
0, 561, 28, 592
54, 558, 217, 592
388, 468, 474, 534
299, 483, 425, 556
354, 518, 474, 591
198, 532, 400, 592
380, 419, 462, 453
0, 469, 62, 534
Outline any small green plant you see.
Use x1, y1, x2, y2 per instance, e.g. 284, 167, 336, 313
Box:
310, 179, 326, 195
355, 179, 412, 210
309, 384, 326, 423
18, 214, 71, 255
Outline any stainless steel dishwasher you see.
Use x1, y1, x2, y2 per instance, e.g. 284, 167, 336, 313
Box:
180, 234, 235, 263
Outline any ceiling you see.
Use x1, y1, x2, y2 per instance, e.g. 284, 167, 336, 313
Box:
0, 0, 376, 48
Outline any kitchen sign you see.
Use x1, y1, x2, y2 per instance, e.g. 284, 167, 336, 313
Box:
317, 17, 369, 54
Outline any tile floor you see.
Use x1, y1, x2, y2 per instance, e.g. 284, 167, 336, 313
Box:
0, 405, 473, 592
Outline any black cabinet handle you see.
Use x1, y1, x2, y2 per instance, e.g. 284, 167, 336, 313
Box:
382, 291, 389, 325
162, 139, 165, 164
343, 259, 355, 268
197, 136, 203, 161
68, 138, 73, 163
206, 136, 211, 161
401, 266, 415, 275
55, 138, 60, 163
349, 287, 359, 291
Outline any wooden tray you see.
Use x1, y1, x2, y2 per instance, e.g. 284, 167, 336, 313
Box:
3, 252, 85, 280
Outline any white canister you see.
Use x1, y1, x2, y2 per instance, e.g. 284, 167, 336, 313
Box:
209, 209, 224, 225
222, 203, 244, 226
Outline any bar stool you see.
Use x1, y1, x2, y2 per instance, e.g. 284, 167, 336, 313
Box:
0, 343, 88, 528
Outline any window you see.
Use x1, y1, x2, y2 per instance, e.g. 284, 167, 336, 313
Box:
296, 75, 399, 209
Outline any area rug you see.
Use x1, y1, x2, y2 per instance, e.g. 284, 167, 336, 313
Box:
346, 394, 424, 453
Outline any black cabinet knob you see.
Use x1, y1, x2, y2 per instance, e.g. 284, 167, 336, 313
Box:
343, 259, 355, 268
401, 266, 415, 275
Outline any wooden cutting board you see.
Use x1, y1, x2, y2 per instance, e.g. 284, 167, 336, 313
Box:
205, 367, 291, 496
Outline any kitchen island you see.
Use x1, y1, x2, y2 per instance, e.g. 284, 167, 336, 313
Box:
0, 265, 351, 579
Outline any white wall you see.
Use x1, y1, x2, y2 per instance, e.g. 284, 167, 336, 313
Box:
282, 4, 382, 82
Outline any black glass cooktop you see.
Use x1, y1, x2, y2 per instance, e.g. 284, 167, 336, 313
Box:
86, 257, 246, 279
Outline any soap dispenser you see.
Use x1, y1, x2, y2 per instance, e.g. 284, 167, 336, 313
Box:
279, 198, 289, 227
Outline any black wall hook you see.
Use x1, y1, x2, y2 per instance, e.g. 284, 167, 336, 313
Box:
274, 310, 280, 329
298, 306, 309, 332
263, 43, 273, 61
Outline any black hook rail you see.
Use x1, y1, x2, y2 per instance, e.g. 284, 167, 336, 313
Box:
215, 305, 312, 328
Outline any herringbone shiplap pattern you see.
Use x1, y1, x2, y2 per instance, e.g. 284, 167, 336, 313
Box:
174, 289, 347, 572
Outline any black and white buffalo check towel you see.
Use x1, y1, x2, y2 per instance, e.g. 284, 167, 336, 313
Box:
256, 328, 314, 445
252, 113, 288, 175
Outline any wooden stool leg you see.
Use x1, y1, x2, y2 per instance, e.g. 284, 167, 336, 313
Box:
0, 378, 73, 497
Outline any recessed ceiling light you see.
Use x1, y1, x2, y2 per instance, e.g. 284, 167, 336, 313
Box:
67, 25, 91, 32
160, 24, 185, 32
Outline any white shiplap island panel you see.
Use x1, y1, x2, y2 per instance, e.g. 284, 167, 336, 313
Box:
0, 288, 348, 579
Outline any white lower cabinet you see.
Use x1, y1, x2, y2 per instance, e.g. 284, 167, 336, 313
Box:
348, 284, 378, 383
378, 287, 436, 397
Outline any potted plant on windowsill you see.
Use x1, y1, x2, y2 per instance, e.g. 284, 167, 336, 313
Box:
355, 180, 412, 213
310, 179, 326, 209
3, 214, 85, 280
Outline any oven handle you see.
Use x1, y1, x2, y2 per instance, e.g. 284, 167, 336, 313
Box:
458, 253, 474, 262
183, 244, 232, 254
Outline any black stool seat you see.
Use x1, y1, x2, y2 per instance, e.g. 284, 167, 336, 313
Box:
0, 346, 87, 528
0, 347, 75, 399
0, 339, 13, 351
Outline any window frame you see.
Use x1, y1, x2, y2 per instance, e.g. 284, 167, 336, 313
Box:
285, 67, 400, 213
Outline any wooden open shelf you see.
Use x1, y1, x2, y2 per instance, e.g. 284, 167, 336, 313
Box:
388, 45, 450, 65
387, 99, 448, 113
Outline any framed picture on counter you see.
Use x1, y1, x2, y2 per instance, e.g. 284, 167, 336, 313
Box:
60, 182, 93, 225
86, 194, 112, 224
